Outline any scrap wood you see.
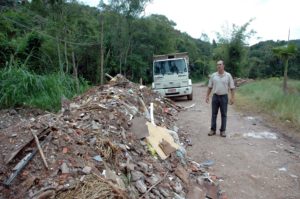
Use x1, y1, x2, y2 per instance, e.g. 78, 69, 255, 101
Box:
146, 122, 179, 160
105, 73, 114, 80
4, 127, 52, 164
31, 130, 48, 169
159, 139, 176, 156
162, 98, 182, 111
3, 132, 53, 187
174, 165, 189, 184
138, 97, 150, 120
138, 171, 169, 199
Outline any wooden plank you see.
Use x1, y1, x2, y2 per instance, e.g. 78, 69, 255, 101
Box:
146, 122, 179, 160
4, 127, 50, 164
31, 130, 49, 169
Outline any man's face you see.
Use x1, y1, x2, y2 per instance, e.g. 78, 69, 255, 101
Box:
217, 61, 224, 72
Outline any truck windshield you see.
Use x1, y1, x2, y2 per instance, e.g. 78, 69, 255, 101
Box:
154, 59, 187, 75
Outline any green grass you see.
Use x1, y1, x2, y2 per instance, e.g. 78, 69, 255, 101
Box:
236, 78, 300, 128
191, 76, 208, 84
0, 66, 89, 111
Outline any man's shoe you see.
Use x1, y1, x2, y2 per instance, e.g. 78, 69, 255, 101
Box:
208, 130, 216, 136
220, 131, 226, 137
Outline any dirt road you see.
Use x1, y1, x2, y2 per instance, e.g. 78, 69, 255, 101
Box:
176, 83, 300, 199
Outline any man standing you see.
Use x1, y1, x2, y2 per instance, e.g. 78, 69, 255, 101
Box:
205, 60, 235, 137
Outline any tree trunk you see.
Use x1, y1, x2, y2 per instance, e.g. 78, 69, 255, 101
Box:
72, 51, 79, 93
100, 14, 104, 85
64, 41, 68, 74
119, 56, 122, 74
56, 36, 63, 74
283, 59, 288, 94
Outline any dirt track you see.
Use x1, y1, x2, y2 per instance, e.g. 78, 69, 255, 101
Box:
176, 83, 300, 199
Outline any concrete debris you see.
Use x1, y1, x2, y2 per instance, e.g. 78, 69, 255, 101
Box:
60, 162, 70, 174
187, 184, 205, 199
204, 182, 220, 199
158, 187, 170, 197
173, 192, 185, 199
171, 180, 183, 193
174, 165, 189, 184
131, 170, 145, 182
131, 117, 149, 139
135, 179, 147, 193
145, 174, 160, 186
93, 155, 103, 162
0, 74, 225, 199
82, 166, 92, 174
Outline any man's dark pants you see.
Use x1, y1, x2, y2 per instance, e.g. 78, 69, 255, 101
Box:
211, 94, 228, 132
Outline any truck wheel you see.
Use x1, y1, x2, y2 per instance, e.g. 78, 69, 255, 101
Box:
187, 93, 193, 100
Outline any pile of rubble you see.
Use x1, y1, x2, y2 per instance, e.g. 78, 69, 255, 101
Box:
0, 75, 224, 199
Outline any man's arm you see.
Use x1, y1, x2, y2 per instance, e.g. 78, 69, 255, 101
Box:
229, 88, 235, 105
206, 87, 212, 103
228, 73, 235, 105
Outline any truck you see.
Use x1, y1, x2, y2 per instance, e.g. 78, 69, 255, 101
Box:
151, 52, 193, 100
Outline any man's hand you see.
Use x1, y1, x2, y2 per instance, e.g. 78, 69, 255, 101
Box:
206, 88, 212, 104
206, 96, 210, 104
229, 98, 234, 105
229, 89, 235, 105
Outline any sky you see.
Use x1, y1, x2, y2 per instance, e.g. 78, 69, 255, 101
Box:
80, 0, 300, 45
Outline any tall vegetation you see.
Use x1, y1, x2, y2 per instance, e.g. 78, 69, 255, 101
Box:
0, 0, 212, 84
0, 0, 300, 111
0, 65, 89, 111
214, 20, 255, 77
236, 78, 300, 128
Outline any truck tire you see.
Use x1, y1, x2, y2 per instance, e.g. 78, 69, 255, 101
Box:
187, 93, 193, 100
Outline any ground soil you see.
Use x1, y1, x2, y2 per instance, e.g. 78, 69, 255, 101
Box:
175, 83, 300, 199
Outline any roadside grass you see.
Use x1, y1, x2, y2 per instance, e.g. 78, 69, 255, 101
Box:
191, 76, 208, 84
236, 78, 300, 129
0, 66, 89, 112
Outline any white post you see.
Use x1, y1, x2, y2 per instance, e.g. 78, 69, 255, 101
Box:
150, 103, 155, 126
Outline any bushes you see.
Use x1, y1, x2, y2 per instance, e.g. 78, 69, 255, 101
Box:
0, 66, 89, 111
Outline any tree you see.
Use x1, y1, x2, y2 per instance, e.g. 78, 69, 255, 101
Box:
0, 0, 16, 7
272, 43, 297, 94
215, 19, 255, 77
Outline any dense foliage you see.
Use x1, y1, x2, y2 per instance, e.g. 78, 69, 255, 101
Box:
248, 40, 300, 79
0, 66, 89, 111
0, 0, 299, 85
0, 0, 300, 83
0, 0, 213, 85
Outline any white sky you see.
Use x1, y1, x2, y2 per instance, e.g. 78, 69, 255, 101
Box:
80, 0, 300, 45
